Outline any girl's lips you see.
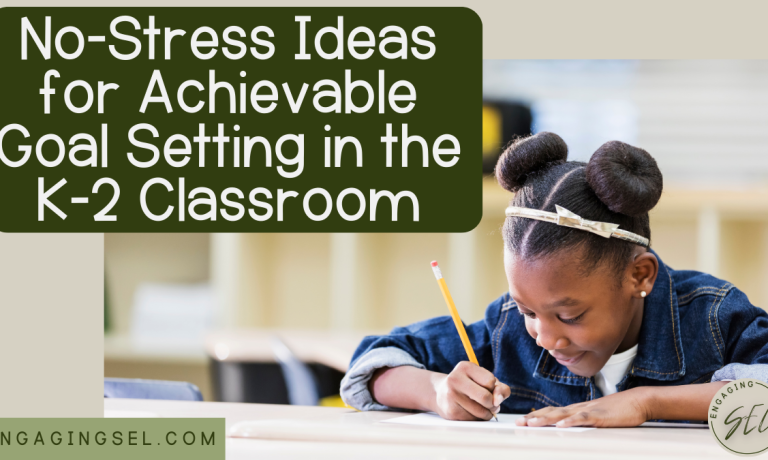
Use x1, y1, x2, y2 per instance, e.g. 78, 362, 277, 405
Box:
553, 351, 585, 366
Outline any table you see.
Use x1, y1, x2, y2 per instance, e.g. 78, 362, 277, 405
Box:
205, 328, 375, 373
105, 398, 734, 459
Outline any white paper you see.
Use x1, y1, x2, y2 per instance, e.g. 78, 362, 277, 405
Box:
380, 413, 595, 432
381, 413, 708, 431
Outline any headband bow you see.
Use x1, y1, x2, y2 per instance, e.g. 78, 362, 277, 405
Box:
504, 205, 650, 247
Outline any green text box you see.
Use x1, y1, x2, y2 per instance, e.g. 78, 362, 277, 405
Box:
0, 7, 482, 232
0, 418, 224, 460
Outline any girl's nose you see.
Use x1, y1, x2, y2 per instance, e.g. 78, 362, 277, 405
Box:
535, 323, 570, 350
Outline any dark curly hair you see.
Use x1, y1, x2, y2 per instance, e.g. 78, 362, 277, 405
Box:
495, 132, 663, 282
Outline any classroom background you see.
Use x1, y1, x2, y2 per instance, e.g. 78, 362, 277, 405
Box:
105, 60, 768, 403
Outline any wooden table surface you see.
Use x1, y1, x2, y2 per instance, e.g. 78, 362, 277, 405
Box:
105, 398, 734, 460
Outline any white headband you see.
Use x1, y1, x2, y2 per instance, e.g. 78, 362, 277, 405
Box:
504, 205, 650, 247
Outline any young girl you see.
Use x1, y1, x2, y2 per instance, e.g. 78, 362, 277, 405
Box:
339, 132, 768, 427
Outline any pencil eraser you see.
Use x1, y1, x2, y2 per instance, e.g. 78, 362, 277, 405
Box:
431, 260, 439, 267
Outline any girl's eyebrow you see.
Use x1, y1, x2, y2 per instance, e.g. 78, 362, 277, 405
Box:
547, 297, 581, 308
514, 297, 581, 310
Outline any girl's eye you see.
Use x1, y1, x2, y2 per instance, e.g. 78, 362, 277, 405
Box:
559, 312, 585, 325
520, 310, 536, 319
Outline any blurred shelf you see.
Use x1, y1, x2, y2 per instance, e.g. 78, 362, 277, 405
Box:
105, 179, 768, 350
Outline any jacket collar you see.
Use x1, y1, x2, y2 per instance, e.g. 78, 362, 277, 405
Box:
533, 249, 686, 386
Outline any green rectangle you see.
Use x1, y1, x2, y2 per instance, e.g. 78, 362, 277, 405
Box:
0, 7, 483, 232
0, 418, 225, 459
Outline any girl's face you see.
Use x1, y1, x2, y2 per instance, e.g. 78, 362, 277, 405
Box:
504, 247, 657, 378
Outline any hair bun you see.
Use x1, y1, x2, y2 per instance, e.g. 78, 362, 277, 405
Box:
585, 141, 663, 216
495, 132, 568, 192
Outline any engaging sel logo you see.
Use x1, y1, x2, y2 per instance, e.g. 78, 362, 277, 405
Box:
709, 378, 768, 456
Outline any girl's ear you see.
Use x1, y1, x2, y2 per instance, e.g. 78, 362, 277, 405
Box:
631, 251, 659, 297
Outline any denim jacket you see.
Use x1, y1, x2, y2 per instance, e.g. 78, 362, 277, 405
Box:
340, 251, 768, 414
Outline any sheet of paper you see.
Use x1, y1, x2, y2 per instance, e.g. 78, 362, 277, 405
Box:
380, 413, 595, 432
381, 413, 709, 430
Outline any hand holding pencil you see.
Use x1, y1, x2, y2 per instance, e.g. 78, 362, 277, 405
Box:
431, 261, 510, 421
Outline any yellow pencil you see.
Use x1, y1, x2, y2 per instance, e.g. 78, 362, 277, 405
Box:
431, 260, 498, 421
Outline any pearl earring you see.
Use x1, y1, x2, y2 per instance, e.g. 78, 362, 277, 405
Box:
640, 291, 647, 298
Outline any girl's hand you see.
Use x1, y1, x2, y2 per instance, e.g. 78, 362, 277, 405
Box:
515, 387, 651, 428
431, 361, 511, 421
